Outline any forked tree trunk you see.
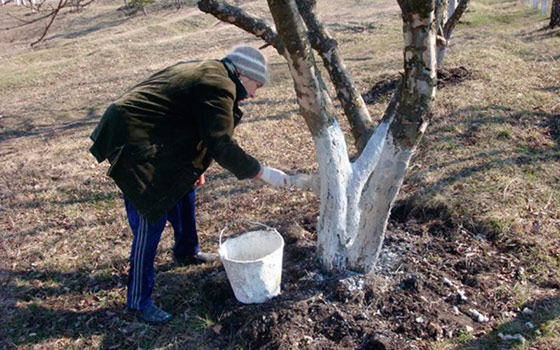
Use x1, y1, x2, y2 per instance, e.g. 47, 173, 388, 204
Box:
551, 0, 560, 28
200, 0, 466, 273
266, 0, 437, 272
437, 0, 470, 68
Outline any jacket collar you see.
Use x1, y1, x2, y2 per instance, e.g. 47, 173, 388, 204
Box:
221, 58, 248, 102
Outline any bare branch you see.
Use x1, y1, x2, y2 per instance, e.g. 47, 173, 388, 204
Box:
4, 0, 95, 46
443, 0, 470, 40
5, 10, 55, 28
198, 0, 283, 53
31, 0, 67, 46
295, 0, 372, 152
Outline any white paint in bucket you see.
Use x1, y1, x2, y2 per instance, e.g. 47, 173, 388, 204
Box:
219, 224, 284, 304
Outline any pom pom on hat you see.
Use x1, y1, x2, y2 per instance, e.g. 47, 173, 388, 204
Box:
225, 45, 268, 85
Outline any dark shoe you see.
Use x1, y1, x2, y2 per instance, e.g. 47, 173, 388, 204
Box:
174, 251, 219, 266
136, 304, 173, 324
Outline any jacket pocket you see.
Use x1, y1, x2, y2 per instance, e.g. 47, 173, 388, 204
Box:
106, 146, 125, 177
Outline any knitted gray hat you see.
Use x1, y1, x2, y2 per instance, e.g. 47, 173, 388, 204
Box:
225, 45, 268, 85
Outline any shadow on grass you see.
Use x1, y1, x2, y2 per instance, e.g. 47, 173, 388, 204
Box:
418, 105, 560, 193
0, 110, 100, 144
1, 266, 128, 301
60, 18, 130, 40
538, 85, 560, 92
519, 25, 560, 42
240, 98, 299, 124
9, 189, 121, 211
1, 264, 126, 348
44, 9, 131, 42
1, 260, 219, 349
454, 295, 560, 350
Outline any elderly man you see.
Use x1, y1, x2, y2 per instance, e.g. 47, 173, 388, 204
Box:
89, 46, 291, 324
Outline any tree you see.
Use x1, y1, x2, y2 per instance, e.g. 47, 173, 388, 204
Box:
199, 0, 469, 273
551, 0, 560, 28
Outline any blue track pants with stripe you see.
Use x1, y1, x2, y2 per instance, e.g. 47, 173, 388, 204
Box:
124, 188, 200, 310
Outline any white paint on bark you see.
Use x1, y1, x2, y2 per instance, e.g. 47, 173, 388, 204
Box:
353, 120, 390, 180
348, 133, 414, 271
345, 120, 390, 248
315, 121, 352, 269
313, 119, 415, 272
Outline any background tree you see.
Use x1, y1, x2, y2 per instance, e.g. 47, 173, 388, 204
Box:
551, 0, 560, 28
199, 0, 470, 272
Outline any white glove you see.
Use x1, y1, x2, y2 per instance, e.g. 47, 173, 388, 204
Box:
258, 166, 292, 188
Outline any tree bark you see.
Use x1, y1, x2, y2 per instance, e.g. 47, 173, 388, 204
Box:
198, 0, 283, 52
295, 0, 373, 152
345, 0, 438, 271
437, 0, 470, 68
316, 0, 438, 271
551, 0, 560, 29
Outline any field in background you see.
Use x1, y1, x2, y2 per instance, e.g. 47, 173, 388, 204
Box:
0, 0, 559, 349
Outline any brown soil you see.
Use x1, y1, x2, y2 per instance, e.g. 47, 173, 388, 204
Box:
362, 67, 473, 104
198, 210, 537, 350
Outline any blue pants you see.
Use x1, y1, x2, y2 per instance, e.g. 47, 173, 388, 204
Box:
124, 189, 199, 310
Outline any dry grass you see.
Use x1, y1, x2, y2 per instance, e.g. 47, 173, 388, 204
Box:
0, 0, 559, 349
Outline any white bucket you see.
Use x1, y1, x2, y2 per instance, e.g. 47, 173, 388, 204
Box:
219, 222, 284, 304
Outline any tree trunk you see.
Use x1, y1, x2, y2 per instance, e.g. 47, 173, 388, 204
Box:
346, 0, 438, 271
541, 0, 548, 15
551, 0, 560, 28
200, 0, 462, 273
297, 0, 438, 272
437, 0, 470, 68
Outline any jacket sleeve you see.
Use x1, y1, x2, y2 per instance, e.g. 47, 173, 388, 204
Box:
193, 83, 261, 180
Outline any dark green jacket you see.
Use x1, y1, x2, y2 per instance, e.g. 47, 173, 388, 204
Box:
89, 59, 261, 222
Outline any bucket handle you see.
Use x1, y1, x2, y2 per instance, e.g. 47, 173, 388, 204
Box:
219, 220, 275, 248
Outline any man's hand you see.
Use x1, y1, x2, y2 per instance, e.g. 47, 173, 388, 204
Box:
193, 174, 206, 189
256, 166, 292, 188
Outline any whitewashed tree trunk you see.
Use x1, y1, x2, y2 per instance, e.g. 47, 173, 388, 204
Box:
266, 0, 437, 272
534, 0, 540, 9
200, 0, 467, 273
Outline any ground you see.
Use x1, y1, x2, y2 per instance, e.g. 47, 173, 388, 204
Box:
0, 0, 559, 349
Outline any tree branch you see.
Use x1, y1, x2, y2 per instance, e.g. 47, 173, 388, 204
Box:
392, 0, 437, 149
198, 0, 283, 53
5, 10, 55, 28
31, 0, 67, 46
295, 0, 372, 153
443, 0, 470, 40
